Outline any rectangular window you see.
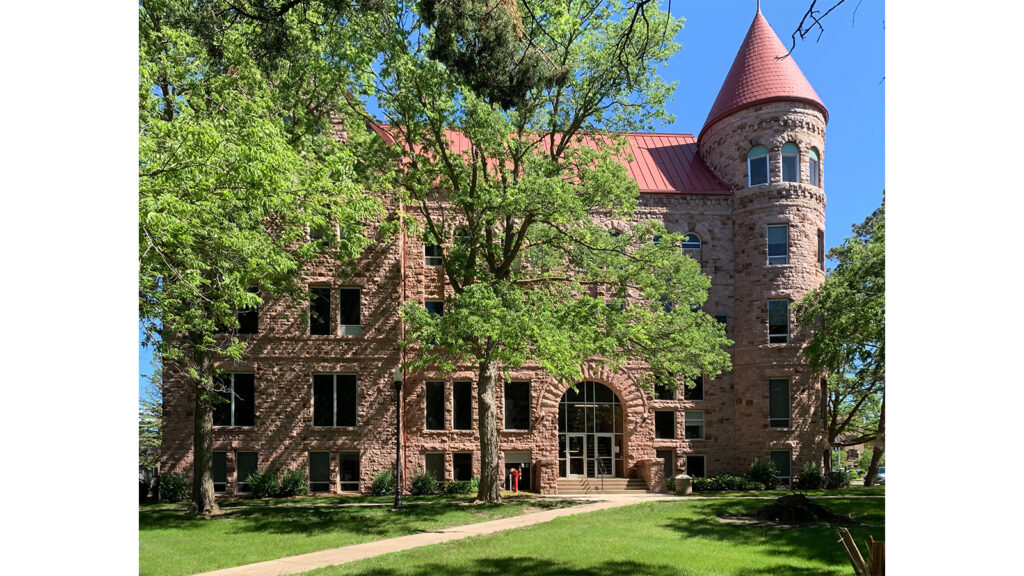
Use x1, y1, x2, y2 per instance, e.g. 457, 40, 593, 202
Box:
237, 287, 259, 334
782, 155, 798, 183
686, 454, 707, 478
818, 230, 825, 271
313, 374, 357, 427
453, 381, 473, 430
767, 224, 788, 265
425, 300, 444, 316
768, 300, 789, 343
769, 378, 791, 428
749, 156, 768, 186
339, 451, 360, 492
453, 452, 473, 481
424, 244, 443, 266
684, 411, 705, 440
657, 449, 674, 481
504, 381, 531, 430
425, 381, 445, 430
212, 452, 227, 493
770, 450, 792, 487
236, 452, 257, 493
654, 373, 674, 400
683, 376, 704, 401
213, 373, 255, 427
654, 411, 675, 439
425, 453, 445, 481
309, 452, 331, 492
309, 286, 332, 335
338, 288, 361, 336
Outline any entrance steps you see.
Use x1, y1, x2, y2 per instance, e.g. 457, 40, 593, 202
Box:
556, 477, 649, 494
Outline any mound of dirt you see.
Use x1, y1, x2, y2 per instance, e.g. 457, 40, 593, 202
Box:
757, 494, 850, 524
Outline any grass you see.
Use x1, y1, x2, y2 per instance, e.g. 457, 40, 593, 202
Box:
302, 494, 885, 576
139, 492, 575, 576
689, 485, 886, 498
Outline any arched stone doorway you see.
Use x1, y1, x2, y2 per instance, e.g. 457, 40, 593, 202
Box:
558, 381, 625, 478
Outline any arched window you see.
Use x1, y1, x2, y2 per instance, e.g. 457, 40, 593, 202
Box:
747, 146, 768, 186
782, 142, 799, 183
809, 148, 821, 187
681, 233, 701, 251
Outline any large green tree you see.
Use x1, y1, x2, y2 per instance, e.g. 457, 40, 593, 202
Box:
376, 0, 733, 502
139, 0, 387, 515
796, 203, 885, 483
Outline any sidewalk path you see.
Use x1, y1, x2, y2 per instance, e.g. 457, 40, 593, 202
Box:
193, 493, 674, 576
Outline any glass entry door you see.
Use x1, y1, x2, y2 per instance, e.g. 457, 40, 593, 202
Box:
567, 433, 586, 477
595, 434, 615, 477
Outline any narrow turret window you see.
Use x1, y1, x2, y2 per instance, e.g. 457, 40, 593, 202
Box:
767, 300, 789, 343
747, 146, 768, 186
767, 224, 788, 265
809, 148, 821, 187
782, 143, 799, 182
681, 233, 701, 251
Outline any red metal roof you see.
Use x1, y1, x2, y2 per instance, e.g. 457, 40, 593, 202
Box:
700, 8, 827, 139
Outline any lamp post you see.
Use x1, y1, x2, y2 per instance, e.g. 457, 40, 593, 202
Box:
392, 365, 404, 511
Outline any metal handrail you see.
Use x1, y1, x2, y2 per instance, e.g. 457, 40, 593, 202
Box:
596, 458, 610, 492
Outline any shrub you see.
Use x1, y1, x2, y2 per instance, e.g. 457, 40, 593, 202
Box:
666, 476, 676, 492
440, 480, 472, 495
371, 468, 394, 496
824, 470, 850, 490
279, 468, 309, 497
692, 474, 763, 492
468, 476, 480, 493
747, 458, 780, 490
410, 471, 438, 496
248, 470, 281, 498
796, 461, 823, 490
159, 473, 190, 502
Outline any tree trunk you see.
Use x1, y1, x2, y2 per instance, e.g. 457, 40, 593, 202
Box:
188, 352, 220, 515
824, 448, 833, 473
476, 357, 502, 503
864, 390, 886, 487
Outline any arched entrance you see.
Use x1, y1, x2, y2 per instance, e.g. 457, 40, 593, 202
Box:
558, 381, 625, 478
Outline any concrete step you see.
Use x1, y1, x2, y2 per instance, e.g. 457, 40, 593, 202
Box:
556, 477, 649, 494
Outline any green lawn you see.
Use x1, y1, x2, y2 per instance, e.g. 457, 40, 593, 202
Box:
139, 493, 575, 576
303, 495, 885, 576
689, 485, 885, 498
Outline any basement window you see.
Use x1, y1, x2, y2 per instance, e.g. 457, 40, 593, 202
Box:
425, 453, 446, 481
309, 452, 331, 492
213, 452, 227, 493
771, 450, 792, 487
686, 454, 706, 478
236, 452, 258, 493
453, 453, 473, 481
339, 451, 360, 492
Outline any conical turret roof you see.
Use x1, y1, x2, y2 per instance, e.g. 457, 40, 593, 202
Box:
700, 7, 827, 139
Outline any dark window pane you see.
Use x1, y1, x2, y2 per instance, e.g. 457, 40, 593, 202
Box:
685, 411, 704, 439
212, 452, 227, 493
213, 375, 231, 426
749, 156, 768, 185
567, 404, 586, 433
769, 379, 790, 427
767, 225, 788, 265
453, 453, 473, 481
715, 315, 728, 328
654, 375, 674, 400
425, 301, 444, 316
681, 233, 701, 250
686, 455, 706, 478
236, 452, 258, 492
654, 411, 675, 439
426, 381, 445, 430
339, 452, 360, 491
684, 376, 704, 401
782, 155, 798, 182
594, 404, 613, 433
424, 244, 443, 266
657, 449, 674, 480
818, 230, 825, 270
231, 374, 255, 427
339, 288, 360, 327
310, 287, 331, 335
453, 381, 473, 430
310, 452, 330, 491
593, 384, 613, 403
313, 375, 334, 427
425, 453, 445, 481
237, 287, 259, 334
337, 375, 357, 427
771, 451, 792, 479
504, 381, 530, 430
768, 300, 789, 343
810, 159, 820, 186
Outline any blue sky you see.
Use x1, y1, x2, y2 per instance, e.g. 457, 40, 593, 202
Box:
138, 0, 884, 398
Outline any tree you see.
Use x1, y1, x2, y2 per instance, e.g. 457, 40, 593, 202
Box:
375, 0, 733, 502
795, 202, 884, 483
139, 0, 387, 515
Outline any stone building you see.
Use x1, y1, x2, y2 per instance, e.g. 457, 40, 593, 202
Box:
161, 7, 829, 495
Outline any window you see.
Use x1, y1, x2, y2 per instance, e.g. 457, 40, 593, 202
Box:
313, 374, 357, 427
453, 381, 473, 430
425, 381, 445, 430
213, 373, 255, 427
768, 300, 789, 343
680, 233, 701, 251
424, 244, 443, 266
684, 376, 704, 401
504, 381, 530, 430
657, 449, 675, 481
237, 287, 259, 334
425, 300, 444, 316
684, 411, 705, 440
767, 224, 788, 265
309, 452, 331, 492
817, 230, 825, 271
339, 451, 360, 492
309, 222, 335, 244
654, 411, 675, 439
236, 452, 257, 493
770, 450, 792, 487
425, 453, 445, 481
652, 235, 662, 245
686, 454, 706, 478
809, 148, 821, 187
747, 145, 768, 186
309, 286, 332, 335
453, 452, 473, 481
654, 374, 675, 401
213, 452, 227, 493
782, 142, 799, 183
769, 378, 791, 428
339, 288, 361, 336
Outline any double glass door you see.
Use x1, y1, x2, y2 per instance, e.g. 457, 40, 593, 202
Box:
565, 433, 616, 478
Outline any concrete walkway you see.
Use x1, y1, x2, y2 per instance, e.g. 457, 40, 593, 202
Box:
193, 493, 675, 576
